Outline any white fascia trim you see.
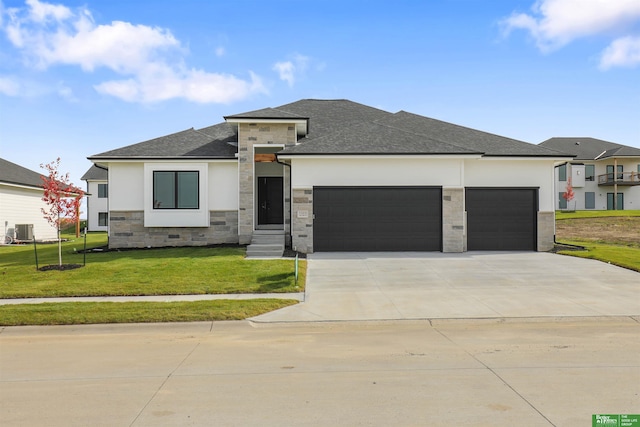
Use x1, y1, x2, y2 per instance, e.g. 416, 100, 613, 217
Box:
97, 159, 237, 163
225, 118, 307, 125
0, 182, 43, 192
253, 144, 285, 148
277, 154, 483, 160
476, 156, 575, 162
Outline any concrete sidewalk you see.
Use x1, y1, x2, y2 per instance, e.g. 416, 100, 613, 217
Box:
0, 293, 305, 305
252, 252, 640, 322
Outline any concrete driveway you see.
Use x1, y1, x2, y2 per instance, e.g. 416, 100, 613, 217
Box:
252, 252, 640, 322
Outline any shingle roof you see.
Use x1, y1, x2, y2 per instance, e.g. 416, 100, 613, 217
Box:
280, 121, 481, 155
89, 126, 237, 159
0, 158, 45, 188
81, 164, 108, 181
89, 99, 576, 161
275, 99, 391, 138
539, 137, 640, 160
378, 112, 568, 157
280, 109, 569, 157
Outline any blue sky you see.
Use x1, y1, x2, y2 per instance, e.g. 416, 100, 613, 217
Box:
1, 0, 639, 194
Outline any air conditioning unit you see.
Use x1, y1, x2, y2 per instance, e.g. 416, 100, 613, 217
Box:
15, 224, 34, 241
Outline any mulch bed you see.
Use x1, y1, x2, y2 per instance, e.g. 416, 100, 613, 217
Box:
39, 264, 83, 271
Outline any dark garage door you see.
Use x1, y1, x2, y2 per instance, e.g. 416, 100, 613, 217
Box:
466, 188, 537, 251
313, 187, 442, 251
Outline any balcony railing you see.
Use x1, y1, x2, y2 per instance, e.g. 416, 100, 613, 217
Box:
597, 172, 640, 186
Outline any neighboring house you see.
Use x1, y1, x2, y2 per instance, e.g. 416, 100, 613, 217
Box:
88, 99, 572, 254
539, 138, 640, 210
0, 158, 58, 241
81, 164, 109, 232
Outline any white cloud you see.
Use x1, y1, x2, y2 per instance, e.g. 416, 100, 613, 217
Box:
0, 75, 20, 96
502, 0, 640, 69
95, 68, 265, 104
273, 54, 310, 87
600, 35, 640, 69
0, 0, 265, 103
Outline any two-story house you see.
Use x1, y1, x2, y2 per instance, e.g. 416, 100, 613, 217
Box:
539, 138, 640, 210
81, 164, 109, 232
88, 99, 572, 255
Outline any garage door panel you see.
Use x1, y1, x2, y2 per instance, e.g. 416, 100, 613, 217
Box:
466, 188, 537, 251
314, 187, 442, 252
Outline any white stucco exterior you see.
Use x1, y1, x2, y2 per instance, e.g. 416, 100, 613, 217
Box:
105, 160, 239, 228
0, 183, 58, 241
464, 158, 557, 212
288, 156, 557, 212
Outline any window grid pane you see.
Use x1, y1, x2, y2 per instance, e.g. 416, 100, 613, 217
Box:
177, 172, 199, 209
153, 171, 199, 209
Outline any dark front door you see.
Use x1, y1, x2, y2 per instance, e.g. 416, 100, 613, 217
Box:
258, 177, 284, 225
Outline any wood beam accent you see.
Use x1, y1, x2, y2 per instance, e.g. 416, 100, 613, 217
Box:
254, 153, 277, 163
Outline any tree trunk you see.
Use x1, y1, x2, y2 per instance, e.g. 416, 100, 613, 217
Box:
57, 213, 62, 267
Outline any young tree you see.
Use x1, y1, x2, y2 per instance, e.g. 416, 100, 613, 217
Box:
40, 158, 84, 268
562, 177, 575, 210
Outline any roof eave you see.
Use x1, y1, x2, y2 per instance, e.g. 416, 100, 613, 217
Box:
88, 156, 238, 161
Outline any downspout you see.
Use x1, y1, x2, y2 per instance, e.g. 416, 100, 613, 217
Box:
276, 155, 293, 249
614, 158, 618, 210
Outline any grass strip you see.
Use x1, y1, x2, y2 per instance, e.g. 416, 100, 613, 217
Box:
556, 239, 640, 272
0, 299, 298, 326
555, 210, 640, 220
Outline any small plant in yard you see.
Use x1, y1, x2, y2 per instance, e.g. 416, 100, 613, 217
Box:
40, 158, 84, 270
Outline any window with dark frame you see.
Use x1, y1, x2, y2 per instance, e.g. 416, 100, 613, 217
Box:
558, 164, 567, 182
558, 192, 567, 209
98, 212, 108, 226
585, 165, 595, 181
98, 183, 108, 198
153, 171, 199, 209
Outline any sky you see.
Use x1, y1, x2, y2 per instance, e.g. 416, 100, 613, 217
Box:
1, 0, 639, 202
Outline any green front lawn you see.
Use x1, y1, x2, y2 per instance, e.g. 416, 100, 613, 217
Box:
0, 299, 298, 326
556, 240, 640, 272
0, 233, 306, 298
555, 210, 640, 220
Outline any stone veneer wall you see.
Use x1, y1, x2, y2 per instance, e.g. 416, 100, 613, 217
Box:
237, 123, 296, 245
442, 188, 464, 252
291, 188, 314, 253
109, 210, 238, 249
537, 211, 555, 251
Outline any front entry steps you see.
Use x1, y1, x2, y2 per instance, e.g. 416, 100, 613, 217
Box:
246, 230, 285, 258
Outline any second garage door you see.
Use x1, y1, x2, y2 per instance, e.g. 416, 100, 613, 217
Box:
466, 188, 537, 251
313, 187, 442, 251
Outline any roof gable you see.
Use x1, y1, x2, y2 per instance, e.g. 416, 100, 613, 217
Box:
81, 164, 108, 181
